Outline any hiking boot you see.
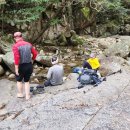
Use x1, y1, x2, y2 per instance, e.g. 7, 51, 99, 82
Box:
93, 83, 98, 87
36, 85, 45, 89
102, 77, 106, 81
30, 86, 37, 92
93, 82, 101, 87
78, 84, 84, 89
30, 85, 45, 95
32, 88, 44, 95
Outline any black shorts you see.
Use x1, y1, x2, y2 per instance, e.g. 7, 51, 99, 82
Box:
16, 62, 33, 82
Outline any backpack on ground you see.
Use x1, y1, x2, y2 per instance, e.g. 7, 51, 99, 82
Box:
78, 69, 95, 85
77, 69, 102, 88
30, 85, 44, 95
79, 74, 93, 85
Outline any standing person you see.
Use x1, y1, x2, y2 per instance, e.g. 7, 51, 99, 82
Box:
12, 32, 38, 100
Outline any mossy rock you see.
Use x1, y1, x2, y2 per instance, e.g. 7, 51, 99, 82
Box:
70, 35, 84, 46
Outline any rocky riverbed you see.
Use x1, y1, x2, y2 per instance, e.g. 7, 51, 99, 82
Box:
0, 67, 130, 130
1, 35, 130, 129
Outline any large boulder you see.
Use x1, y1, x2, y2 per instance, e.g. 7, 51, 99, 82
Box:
0, 41, 12, 54
56, 32, 67, 46
99, 56, 124, 76
104, 36, 130, 58
36, 54, 52, 67
124, 24, 130, 35
3, 52, 15, 73
0, 55, 4, 64
70, 30, 84, 46
97, 37, 117, 49
104, 42, 129, 58
0, 65, 4, 76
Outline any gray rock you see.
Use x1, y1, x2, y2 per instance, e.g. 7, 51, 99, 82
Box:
0, 54, 4, 64
5, 71, 11, 76
0, 65, 4, 76
1, 70, 130, 130
8, 73, 15, 79
0, 41, 12, 54
97, 37, 117, 49
67, 63, 77, 68
3, 52, 15, 73
104, 36, 130, 58
99, 56, 123, 76
36, 54, 52, 67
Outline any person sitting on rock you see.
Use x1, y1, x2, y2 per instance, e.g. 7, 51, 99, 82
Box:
82, 53, 103, 86
30, 56, 64, 94
83, 53, 100, 71
44, 56, 64, 87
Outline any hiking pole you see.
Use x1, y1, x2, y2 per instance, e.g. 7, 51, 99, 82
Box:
106, 69, 122, 77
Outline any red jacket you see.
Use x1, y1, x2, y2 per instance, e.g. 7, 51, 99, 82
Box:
12, 39, 38, 65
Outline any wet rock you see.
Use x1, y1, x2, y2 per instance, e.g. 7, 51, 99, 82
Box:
124, 24, 130, 34
70, 30, 84, 46
34, 64, 38, 69
0, 41, 12, 54
66, 49, 71, 53
57, 32, 67, 46
34, 78, 39, 83
78, 50, 84, 55
71, 59, 75, 61
0, 55, 4, 64
0, 65, 4, 76
33, 68, 41, 74
67, 63, 77, 68
5, 71, 11, 76
8, 74, 15, 79
43, 40, 56, 46
0, 103, 6, 110
63, 55, 70, 60
3, 52, 15, 73
36, 54, 52, 67
39, 50, 44, 55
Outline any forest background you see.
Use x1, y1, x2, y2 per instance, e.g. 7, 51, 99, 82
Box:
0, 0, 130, 45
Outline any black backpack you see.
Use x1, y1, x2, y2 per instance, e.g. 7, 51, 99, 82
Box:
78, 69, 95, 85
30, 85, 44, 95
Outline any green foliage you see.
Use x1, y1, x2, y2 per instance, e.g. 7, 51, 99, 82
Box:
0, 0, 129, 36
81, 7, 90, 20
95, 0, 128, 23
0, 0, 6, 5
0, 0, 60, 26
50, 18, 61, 26
12, 0, 59, 4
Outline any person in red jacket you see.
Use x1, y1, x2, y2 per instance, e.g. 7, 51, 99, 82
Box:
12, 32, 38, 100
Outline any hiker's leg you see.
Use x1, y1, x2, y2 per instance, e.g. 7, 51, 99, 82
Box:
24, 76, 31, 100
17, 81, 24, 97
16, 73, 24, 97
83, 61, 92, 69
44, 79, 52, 87
25, 82, 30, 100
24, 63, 33, 100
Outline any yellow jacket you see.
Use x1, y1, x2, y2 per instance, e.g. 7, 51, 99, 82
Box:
87, 58, 100, 69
